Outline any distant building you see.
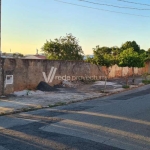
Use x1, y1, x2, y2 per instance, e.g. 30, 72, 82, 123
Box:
1, 52, 24, 58
1, 48, 46, 59
24, 49, 47, 59
24, 55, 46, 59
1, 53, 13, 58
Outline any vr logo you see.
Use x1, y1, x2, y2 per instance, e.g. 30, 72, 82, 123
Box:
42, 67, 57, 83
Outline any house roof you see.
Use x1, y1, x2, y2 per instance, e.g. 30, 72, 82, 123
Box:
34, 55, 46, 59
24, 55, 46, 59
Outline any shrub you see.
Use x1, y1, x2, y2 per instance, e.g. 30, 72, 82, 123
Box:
142, 80, 150, 85
122, 85, 130, 89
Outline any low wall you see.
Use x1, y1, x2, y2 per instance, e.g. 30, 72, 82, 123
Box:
0, 58, 149, 95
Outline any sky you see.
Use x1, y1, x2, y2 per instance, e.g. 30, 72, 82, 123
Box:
2, 0, 150, 55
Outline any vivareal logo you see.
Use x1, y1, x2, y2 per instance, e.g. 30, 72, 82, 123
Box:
42, 67, 57, 83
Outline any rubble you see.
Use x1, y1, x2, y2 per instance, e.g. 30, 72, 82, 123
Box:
14, 90, 44, 96
36, 81, 59, 92
62, 80, 75, 88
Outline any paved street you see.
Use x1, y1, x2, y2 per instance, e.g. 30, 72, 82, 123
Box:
0, 77, 144, 115
0, 86, 150, 150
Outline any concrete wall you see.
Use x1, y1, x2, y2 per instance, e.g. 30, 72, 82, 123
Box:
0, 58, 149, 95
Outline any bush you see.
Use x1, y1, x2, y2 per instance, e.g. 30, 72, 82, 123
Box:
142, 80, 150, 85
122, 85, 130, 89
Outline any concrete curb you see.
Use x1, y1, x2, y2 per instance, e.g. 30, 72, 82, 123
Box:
0, 84, 150, 116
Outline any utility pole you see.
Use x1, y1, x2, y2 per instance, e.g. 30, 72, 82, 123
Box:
0, 0, 1, 56
0, 0, 3, 96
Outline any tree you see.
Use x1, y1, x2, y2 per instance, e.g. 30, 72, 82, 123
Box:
139, 49, 146, 54
93, 46, 118, 67
13, 53, 24, 58
145, 48, 150, 61
118, 48, 145, 85
121, 41, 140, 53
41, 34, 84, 60
87, 46, 116, 91
85, 55, 95, 64
111, 46, 120, 56
93, 45, 112, 55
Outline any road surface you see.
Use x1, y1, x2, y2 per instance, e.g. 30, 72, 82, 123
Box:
0, 86, 150, 150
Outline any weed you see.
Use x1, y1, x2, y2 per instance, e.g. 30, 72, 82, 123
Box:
122, 85, 130, 89
49, 102, 66, 108
142, 80, 150, 85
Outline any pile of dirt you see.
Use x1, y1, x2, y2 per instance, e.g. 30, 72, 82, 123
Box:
53, 84, 64, 88
36, 81, 59, 92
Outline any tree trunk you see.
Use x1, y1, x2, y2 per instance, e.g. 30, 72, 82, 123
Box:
126, 70, 129, 86
132, 67, 135, 84
104, 67, 111, 92
104, 76, 107, 92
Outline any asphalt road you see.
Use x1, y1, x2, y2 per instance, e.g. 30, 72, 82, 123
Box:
0, 86, 150, 150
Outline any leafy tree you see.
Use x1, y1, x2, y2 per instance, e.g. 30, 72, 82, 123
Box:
139, 49, 146, 54
85, 55, 95, 64
87, 46, 116, 90
86, 45, 121, 90
93, 46, 118, 66
111, 46, 120, 56
42, 34, 84, 60
13, 53, 24, 58
93, 45, 112, 55
121, 41, 140, 53
118, 48, 145, 85
145, 48, 150, 61
93, 52, 114, 68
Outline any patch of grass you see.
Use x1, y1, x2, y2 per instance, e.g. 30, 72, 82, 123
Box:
0, 113, 5, 116
122, 85, 130, 89
49, 102, 66, 108
79, 79, 96, 84
20, 106, 42, 112
142, 73, 150, 80
142, 80, 150, 85
100, 90, 109, 93
48, 104, 55, 108
21, 107, 34, 112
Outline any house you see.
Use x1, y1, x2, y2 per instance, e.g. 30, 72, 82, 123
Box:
24, 49, 46, 59
24, 55, 46, 59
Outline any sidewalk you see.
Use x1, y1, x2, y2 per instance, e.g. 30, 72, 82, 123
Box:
0, 77, 148, 116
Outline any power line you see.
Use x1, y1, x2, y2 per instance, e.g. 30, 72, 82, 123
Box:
54, 0, 150, 18
79, 0, 150, 10
118, 0, 150, 7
